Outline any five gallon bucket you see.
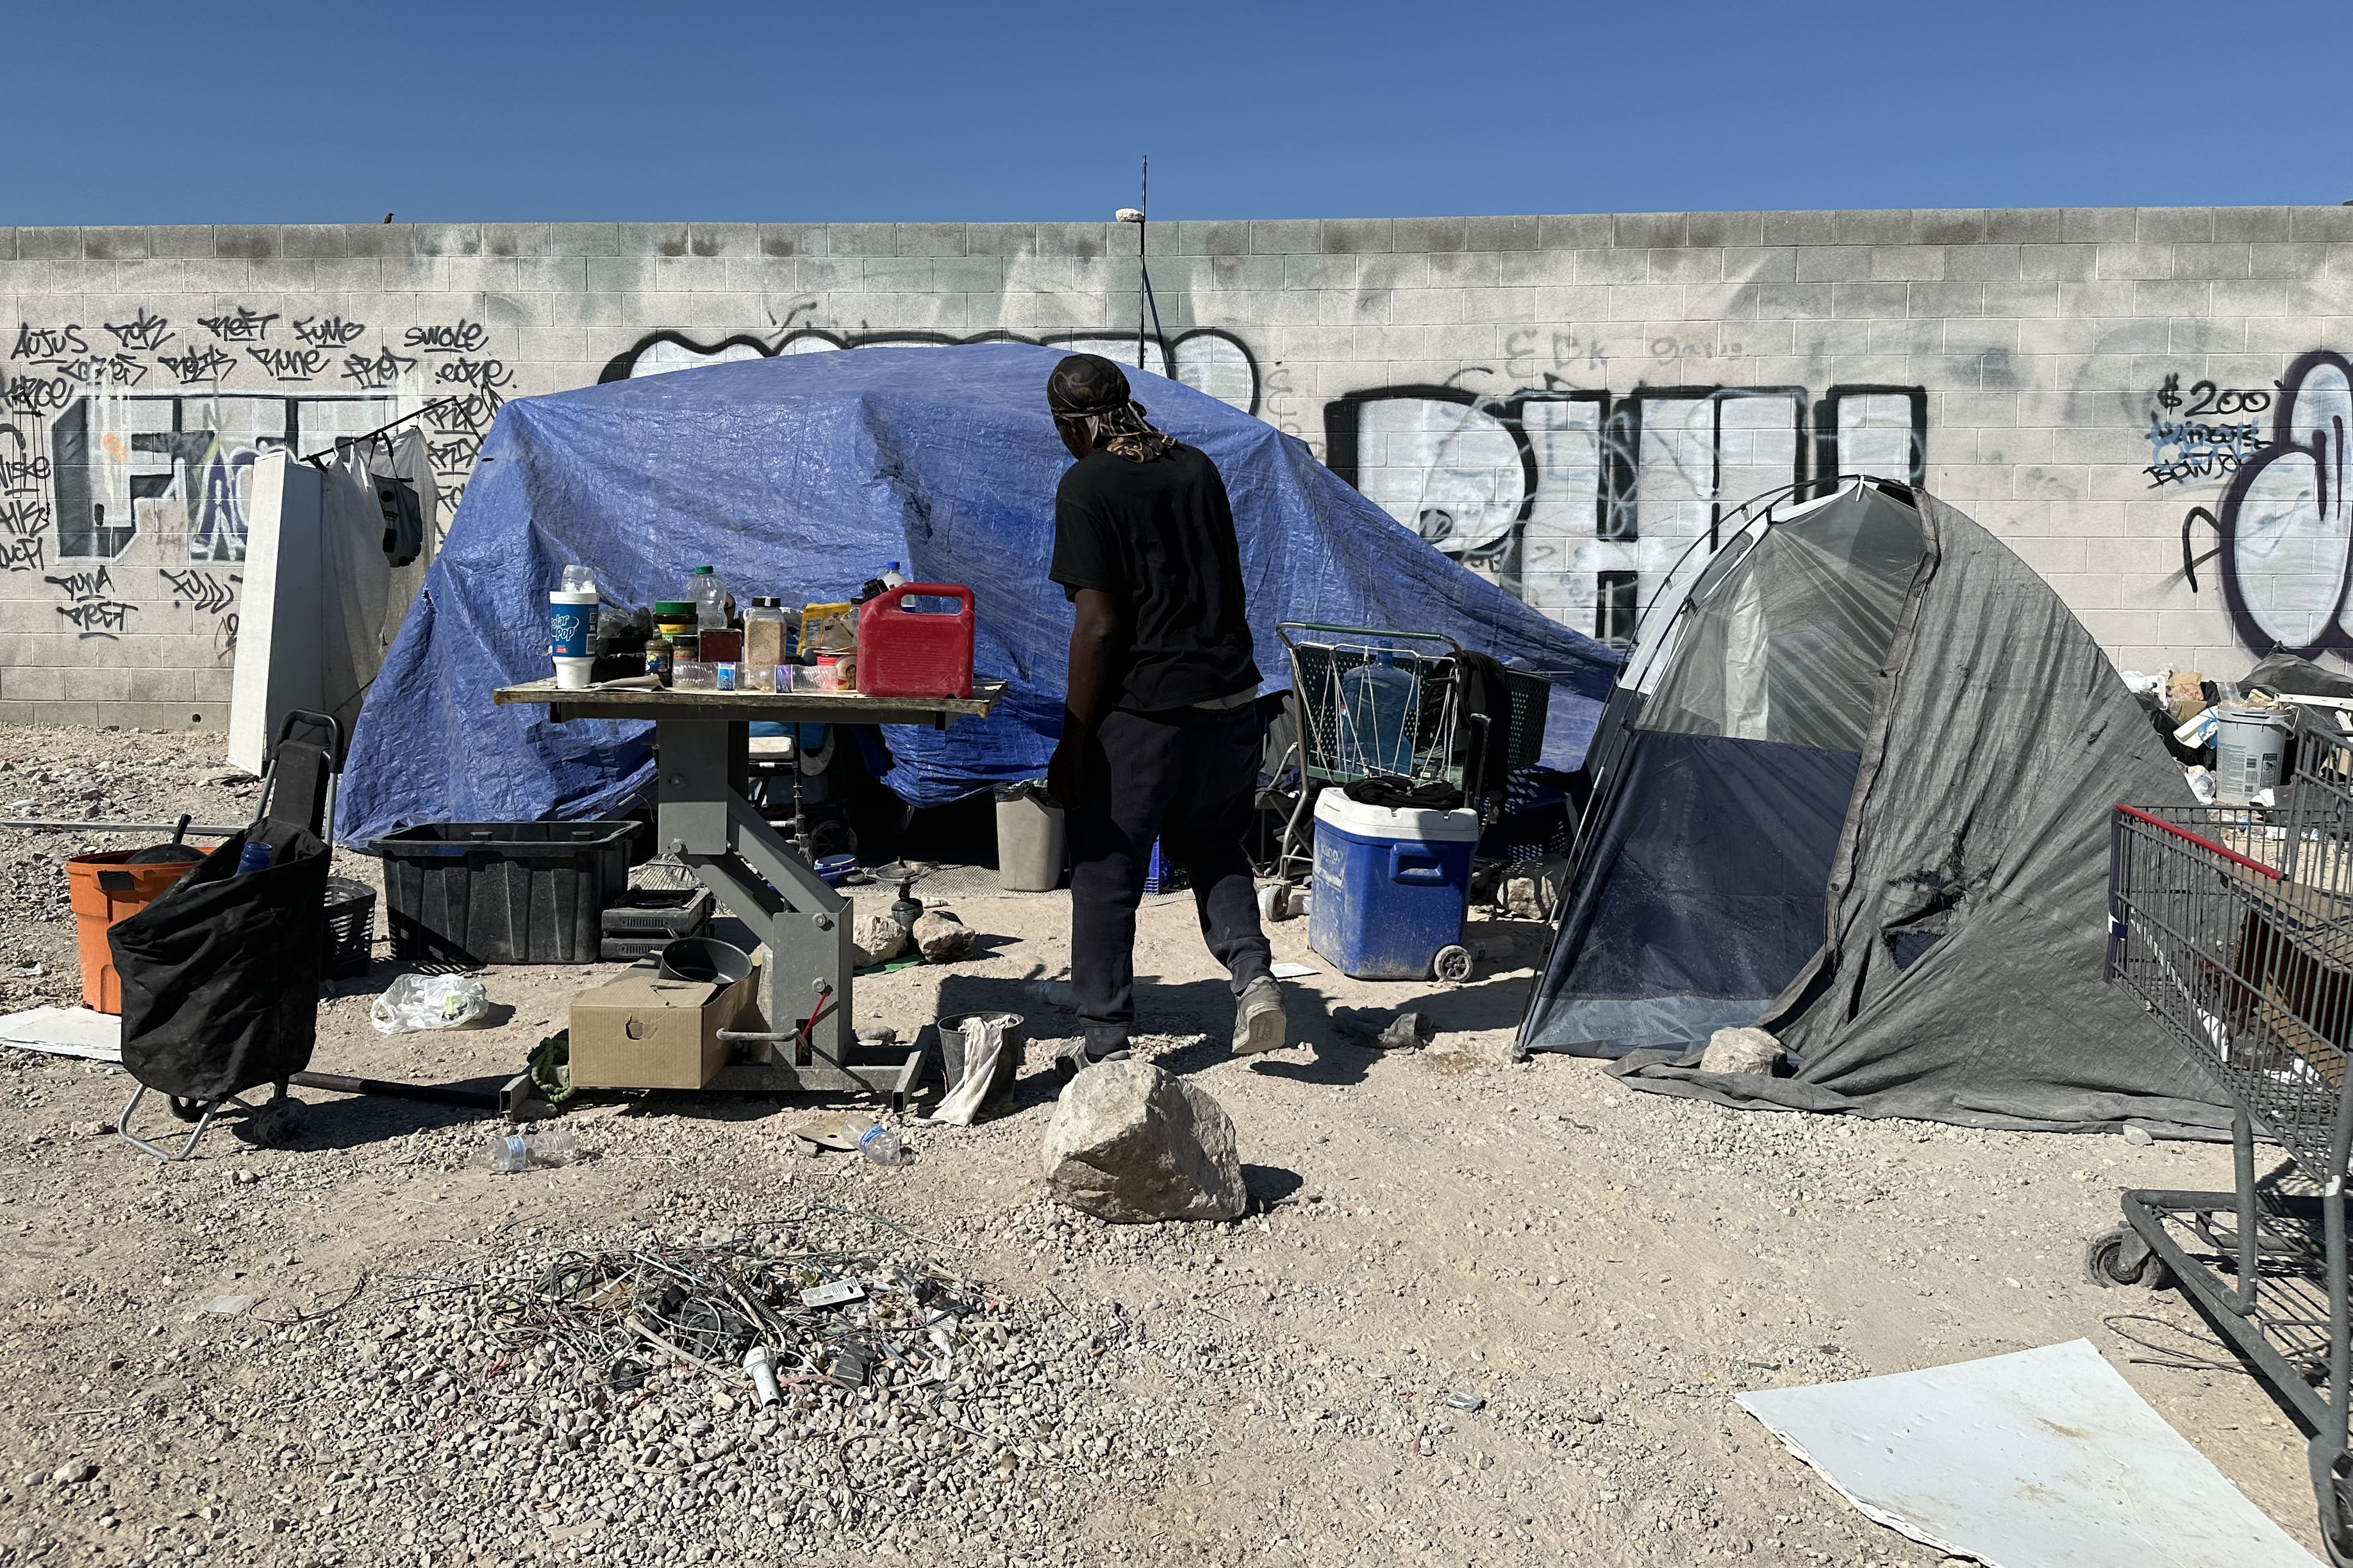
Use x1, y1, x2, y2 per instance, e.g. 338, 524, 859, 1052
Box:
994, 783, 1065, 891
2213, 703, 2290, 804
68, 849, 201, 1013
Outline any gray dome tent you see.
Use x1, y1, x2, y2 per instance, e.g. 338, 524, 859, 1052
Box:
1515, 479, 2230, 1136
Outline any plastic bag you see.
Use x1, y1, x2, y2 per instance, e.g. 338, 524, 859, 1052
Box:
370, 973, 492, 1034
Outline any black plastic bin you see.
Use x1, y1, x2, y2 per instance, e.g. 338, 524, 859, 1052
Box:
372, 821, 636, 965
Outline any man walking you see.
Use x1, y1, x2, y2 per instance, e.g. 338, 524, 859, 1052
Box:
1043, 354, 1285, 1072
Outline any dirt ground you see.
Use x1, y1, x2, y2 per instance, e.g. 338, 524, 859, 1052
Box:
0, 725, 2330, 1565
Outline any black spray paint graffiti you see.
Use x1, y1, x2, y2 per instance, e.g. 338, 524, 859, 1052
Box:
159, 566, 237, 616
342, 348, 417, 390
103, 309, 174, 353
156, 345, 237, 385
1324, 382, 1927, 640
292, 315, 366, 349
597, 325, 1263, 416
195, 308, 278, 343
46, 565, 135, 639
161, 565, 242, 657
12, 324, 89, 365
2175, 350, 2353, 657
2145, 374, 2276, 490
245, 346, 328, 381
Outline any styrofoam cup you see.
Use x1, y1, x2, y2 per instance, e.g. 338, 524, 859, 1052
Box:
553, 657, 595, 689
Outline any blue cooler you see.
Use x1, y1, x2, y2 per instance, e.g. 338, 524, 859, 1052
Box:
1308, 792, 1479, 979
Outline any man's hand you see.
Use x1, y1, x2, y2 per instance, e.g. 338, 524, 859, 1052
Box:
1053, 588, 1120, 808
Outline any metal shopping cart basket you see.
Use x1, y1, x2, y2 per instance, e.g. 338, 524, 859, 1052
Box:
1266, 622, 1550, 894
2098, 704, 2353, 1562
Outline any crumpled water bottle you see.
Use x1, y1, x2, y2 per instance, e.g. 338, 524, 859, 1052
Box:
844, 1118, 904, 1166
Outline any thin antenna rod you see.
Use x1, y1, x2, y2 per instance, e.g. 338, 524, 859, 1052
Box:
1138, 155, 1148, 372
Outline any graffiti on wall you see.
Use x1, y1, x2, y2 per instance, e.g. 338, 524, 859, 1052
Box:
1326, 381, 1927, 643
0, 305, 503, 670
2175, 351, 2353, 657
599, 324, 1262, 415
47, 565, 135, 639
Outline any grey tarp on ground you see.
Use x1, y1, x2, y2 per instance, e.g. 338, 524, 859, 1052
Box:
1611, 490, 2231, 1136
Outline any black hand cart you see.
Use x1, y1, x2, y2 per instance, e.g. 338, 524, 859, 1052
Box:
2098, 703, 2353, 1564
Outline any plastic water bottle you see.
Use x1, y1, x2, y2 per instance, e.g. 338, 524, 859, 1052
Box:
686, 565, 729, 629
844, 1118, 904, 1166
1339, 649, 1417, 777
478, 1125, 577, 1174
880, 561, 906, 590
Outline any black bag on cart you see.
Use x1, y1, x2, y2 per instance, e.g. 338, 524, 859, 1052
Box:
113, 710, 341, 1159
111, 817, 329, 1102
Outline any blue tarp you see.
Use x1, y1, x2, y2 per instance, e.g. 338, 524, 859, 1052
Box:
337, 343, 1620, 845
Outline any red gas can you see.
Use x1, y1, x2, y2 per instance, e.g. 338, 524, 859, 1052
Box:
856, 583, 975, 699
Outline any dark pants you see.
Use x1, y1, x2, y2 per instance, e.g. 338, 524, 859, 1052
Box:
1070, 702, 1272, 1054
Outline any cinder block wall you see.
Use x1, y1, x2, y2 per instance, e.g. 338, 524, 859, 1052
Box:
2, 208, 2348, 729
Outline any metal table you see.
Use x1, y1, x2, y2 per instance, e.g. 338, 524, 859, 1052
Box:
494, 678, 1004, 1104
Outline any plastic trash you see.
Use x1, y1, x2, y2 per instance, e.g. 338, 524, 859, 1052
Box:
478, 1124, 576, 1174
742, 1344, 781, 1407
844, 1116, 904, 1165
370, 973, 492, 1034
1338, 648, 1417, 776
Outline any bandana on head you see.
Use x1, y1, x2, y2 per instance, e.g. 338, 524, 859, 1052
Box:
1047, 353, 1176, 461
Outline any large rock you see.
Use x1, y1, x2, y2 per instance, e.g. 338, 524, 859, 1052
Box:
853, 914, 908, 968
1701, 1025, 1782, 1075
913, 911, 975, 964
1040, 1059, 1246, 1223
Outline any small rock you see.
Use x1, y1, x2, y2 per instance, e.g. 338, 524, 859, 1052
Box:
1375, 1012, 1436, 1052
1040, 1059, 1246, 1223
912, 911, 975, 964
204, 1294, 258, 1317
852, 914, 908, 968
2122, 1124, 2155, 1146
1701, 1026, 1781, 1075
51, 1461, 95, 1487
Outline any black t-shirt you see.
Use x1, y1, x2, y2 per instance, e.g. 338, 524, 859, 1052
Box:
1049, 443, 1261, 712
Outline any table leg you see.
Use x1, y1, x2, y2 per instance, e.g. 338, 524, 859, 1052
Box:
653, 717, 856, 1065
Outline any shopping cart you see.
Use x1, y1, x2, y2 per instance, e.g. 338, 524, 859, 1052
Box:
1264, 622, 1551, 904
2097, 704, 2353, 1564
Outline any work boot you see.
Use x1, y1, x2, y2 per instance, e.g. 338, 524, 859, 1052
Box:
1232, 977, 1286, 1055
1054, 1037, 1131, 1084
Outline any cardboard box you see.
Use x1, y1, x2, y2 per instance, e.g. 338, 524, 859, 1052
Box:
568, 968, 752, 1089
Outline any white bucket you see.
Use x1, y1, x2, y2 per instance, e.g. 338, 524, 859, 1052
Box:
2213, 703, 2290, 804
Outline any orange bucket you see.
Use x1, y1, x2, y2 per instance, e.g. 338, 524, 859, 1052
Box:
67, 850, 200, 1014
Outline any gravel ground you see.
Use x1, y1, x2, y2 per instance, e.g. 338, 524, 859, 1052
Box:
0, 723, 2327, 1566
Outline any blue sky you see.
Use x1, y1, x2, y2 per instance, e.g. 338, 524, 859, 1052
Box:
10, 1, 2350, 224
